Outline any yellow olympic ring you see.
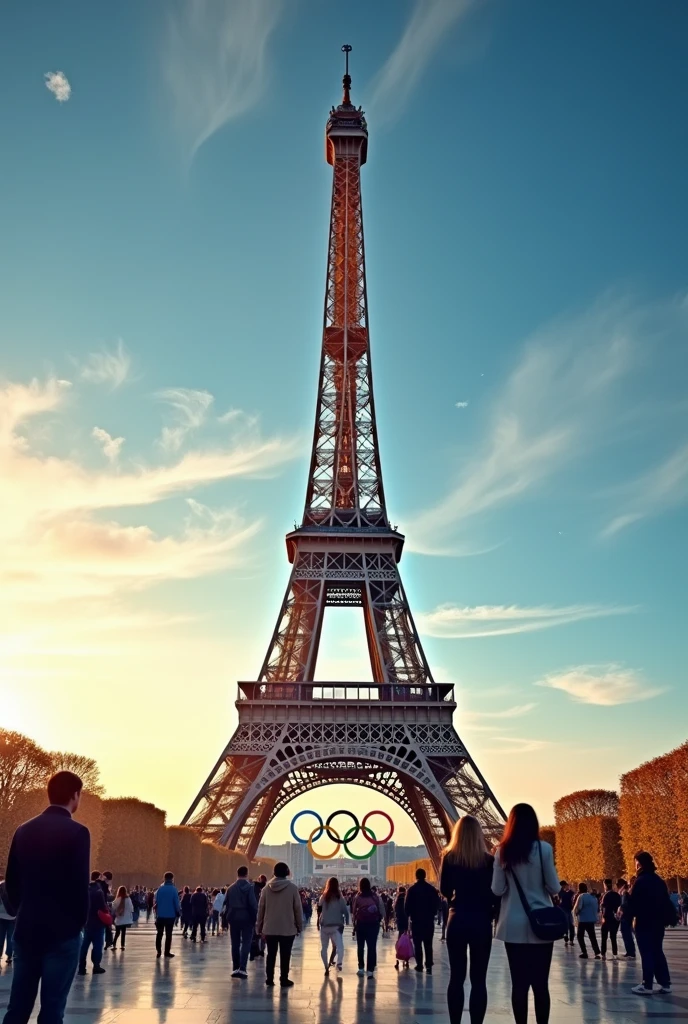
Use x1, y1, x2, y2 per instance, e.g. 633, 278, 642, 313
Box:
307, 825, 341, 860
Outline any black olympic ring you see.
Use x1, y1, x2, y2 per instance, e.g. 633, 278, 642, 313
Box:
290, 809, 394, 848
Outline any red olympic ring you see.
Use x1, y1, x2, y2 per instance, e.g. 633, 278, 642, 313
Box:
361, 809, 394, 846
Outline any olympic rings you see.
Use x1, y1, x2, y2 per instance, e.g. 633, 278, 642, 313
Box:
290, 809, 395, 859
343, 825, 376, 860
307, 825, 341, 860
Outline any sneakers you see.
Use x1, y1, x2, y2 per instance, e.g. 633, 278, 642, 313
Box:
231, 969, 241, 978
579, 953, 588, 959
280, 979, 294, 988
623, 953, 636, 959
659, 986, 672, 993
237, 970, 248, 979
414, 965, 424, 972
357, 968, 366, 976
164, 953, 175, 958
366, 971, 374, 978
601, 954, 607, 960
594, 955, 601, 960
632, 984, 653, 995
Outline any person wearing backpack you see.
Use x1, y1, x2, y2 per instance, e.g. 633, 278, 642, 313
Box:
626, 851, 672, 995
492, 803, 560, 1024
404, 867, 440, 973
351, 877, 384, 977
224, 866, 258, 978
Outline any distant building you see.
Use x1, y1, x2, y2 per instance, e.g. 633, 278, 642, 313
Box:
256, 841, 313, 883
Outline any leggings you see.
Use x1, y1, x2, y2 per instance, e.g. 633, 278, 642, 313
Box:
504, 942, 553, 1024
446, 915, 492, 1024
113, 925, 128, 948
320, 925, 344, 968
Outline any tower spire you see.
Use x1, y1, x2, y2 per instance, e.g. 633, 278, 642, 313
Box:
341, 43, 352, 105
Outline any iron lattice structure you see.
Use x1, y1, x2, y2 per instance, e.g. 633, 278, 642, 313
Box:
182, 59, 505, 870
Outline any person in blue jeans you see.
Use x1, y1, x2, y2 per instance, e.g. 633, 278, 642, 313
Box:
2, 770, 90, 1024
78, 874, 108, 975
0, 880, 16, 964
224, 866, 258, 978
627, 851, 672, 995
154, 873, 181, 958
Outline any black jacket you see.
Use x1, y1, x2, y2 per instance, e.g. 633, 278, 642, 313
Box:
5, 805, 90, 951
440, 854, 497, 922
404, 879, 440, 925
86, 881, 108, 931
190, 891, 209, 921
394, 894, 408, 932
627, 869, 672, 929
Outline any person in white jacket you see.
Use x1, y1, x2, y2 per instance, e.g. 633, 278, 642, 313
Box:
316, 877, 350, 973
492, 804, 560, 1024
111, 886, 134, 950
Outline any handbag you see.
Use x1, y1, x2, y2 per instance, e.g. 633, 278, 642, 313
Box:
395, 931, 415, 961
98, 909, 113, 926
508, 841, 568, 942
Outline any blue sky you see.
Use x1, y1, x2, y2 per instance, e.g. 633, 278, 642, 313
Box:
1, 0, 687, 846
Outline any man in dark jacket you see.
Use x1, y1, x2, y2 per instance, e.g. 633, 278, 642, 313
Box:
2, 771, 89, 1024
190, 887, 209, 942
627, 852, 672, 995
224, 866, 258, 978
404, 868, 440, 973
78, 873, 108, 975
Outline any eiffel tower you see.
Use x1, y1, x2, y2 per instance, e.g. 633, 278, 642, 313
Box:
182, 48, 504, 870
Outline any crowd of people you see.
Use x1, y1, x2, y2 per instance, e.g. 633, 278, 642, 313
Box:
0, 771, 686, 1024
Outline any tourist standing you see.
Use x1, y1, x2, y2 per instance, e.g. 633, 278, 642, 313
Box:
680, 890, 688, 926
492, 803, 560, 1024
99, 872, 114, 950
190, 887, 209, 942
404, 867, 440, 974
210, 889, 223, 935
111, 887, 134, 950
78, 873, 108, 976
317, 876, 349, 974
352, 876, 384, 978
0, 880, 16, 965
573, 884, 601, 959
154, 872, 181, 958
627, 851, 672, 995
617, 879, 636, 957
224, 866, 258, 978
2, 771, 89, 1024
438, 895, 449, 942
600, 879, 621, 959
557, 882, 575, 946
256, 862, 303, 988
180, 887, 192, 937
440, 815, 496, 1024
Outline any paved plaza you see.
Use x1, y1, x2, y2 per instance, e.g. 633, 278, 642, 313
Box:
1, 922, 686, 1024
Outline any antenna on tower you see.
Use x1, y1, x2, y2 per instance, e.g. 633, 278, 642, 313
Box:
341, 43, 352, 104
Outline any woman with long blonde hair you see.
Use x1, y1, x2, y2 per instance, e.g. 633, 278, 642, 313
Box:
440, 815, 497, 1024
112, 885, 134, 950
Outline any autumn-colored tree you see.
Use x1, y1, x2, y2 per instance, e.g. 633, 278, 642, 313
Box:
554, 790, 619, 823
250, 857, 276, 879
49, 751, 104, 796
620, 746, 685, 879
672, 743, 688, 877
100, 798, 168, 886
166, 826, 202, 886
539, 826, 556, 861
0, 729, 53, 816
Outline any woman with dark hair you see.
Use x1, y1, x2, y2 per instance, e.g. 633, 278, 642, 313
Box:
317, 876, 349, 973
627, 851, 672, 995
180, 886, 192, 938
440, 815, 497, 1024
492, 804, 560, 1024
352, 876, 384, 977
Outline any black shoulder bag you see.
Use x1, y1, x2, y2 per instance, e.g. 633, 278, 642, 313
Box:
508, 841, 568, 942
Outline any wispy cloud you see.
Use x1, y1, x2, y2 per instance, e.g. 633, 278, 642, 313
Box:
462, 703, 538, 721
483, 736, 551, 755
455, 401, 469, 409
537, 664, 664, 706
45, 71, 71, 103
601, 441, 688, 538
156, 388, 214, 452
369, 0, 478, 124
79, 340, 131, 389
418, 602, 636, 639
162, 0, 284, 163
0, 375, 299, 611
92, 427, 124, 464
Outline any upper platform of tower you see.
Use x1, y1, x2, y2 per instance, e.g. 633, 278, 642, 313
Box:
326, 46, 368, 166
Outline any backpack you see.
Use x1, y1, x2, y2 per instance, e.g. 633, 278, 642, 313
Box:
356, 895, 381, 924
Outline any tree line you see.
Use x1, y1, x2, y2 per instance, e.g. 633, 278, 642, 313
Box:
0, 728, 274, 885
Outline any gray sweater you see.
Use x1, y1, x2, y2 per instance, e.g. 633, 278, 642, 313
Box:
318, 895, 350, 928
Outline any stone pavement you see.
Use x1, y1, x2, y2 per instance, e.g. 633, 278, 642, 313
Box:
0, 920, 687, 1024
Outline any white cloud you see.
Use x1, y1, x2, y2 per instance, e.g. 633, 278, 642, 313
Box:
80, 340, 131, 389
601, 441, 688, 538
162, 0, 284, 162
483, 736, 551, 755
537, 664, 663, 706
45, 71, 71, 102
462, 703, 538, 721
369, 0, 478, 125
406, 295, 643, 554
92, 427, 124, 463
418, 603, 635, 639
156, 388, 214, 451
455, 401, 469, 409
